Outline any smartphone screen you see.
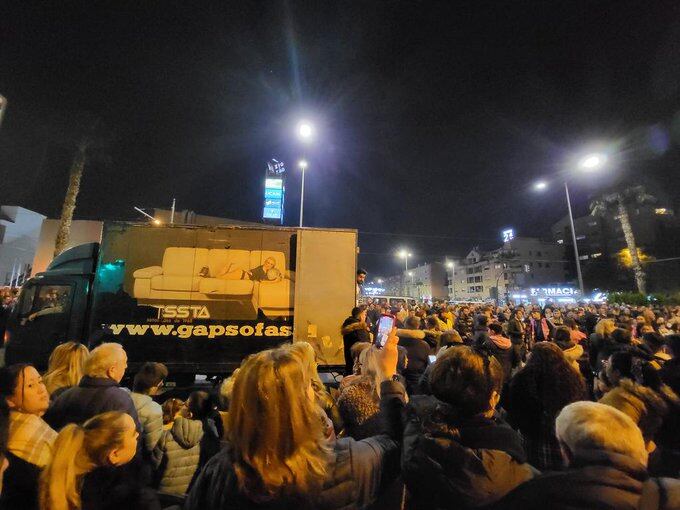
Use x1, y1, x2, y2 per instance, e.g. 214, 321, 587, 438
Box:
376, 315, 395, 348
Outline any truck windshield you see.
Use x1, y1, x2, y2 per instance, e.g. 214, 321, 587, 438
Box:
21, 285, 72, 317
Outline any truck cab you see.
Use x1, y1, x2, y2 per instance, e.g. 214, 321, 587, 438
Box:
5, 243, 97, 369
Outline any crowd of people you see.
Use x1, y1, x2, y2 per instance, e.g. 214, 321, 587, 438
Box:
0, 296, 678, 509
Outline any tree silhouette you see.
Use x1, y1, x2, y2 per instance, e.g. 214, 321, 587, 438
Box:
590, 185, 656, 295
53, 114, 111, 257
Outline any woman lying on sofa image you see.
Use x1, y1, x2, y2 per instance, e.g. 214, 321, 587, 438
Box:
214, 256, 284, 282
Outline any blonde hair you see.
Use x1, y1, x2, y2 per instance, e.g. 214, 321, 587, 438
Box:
43, 342, 89, 395
228, 348, 330, 502
83, 343, 125, 378
40, 411, 130, 510
594, 319, 616, 338
556, 401, 647, 466
358, 346, 385, 398
286, 342, 324, 391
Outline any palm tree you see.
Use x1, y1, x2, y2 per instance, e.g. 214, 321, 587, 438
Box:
589, 185, 656, 295
53, 116, 109, 257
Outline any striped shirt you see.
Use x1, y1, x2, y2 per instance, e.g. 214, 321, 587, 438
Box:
8, 411, 57, 467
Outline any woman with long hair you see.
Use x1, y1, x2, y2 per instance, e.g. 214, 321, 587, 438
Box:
286, 342, 343, 436
337, 346, 389, 440
39, 411, 141, 510
506, 342, 586, 470
0, 364, 55, 510
185, 336, 405, 510
42, 342, 90, 400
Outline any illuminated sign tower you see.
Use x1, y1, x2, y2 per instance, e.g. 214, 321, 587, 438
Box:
262, 159, 286, 224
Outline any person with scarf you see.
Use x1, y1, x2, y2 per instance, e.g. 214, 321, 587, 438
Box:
527, 309, 553, 346
476, 322, 518, 384
0, 364, 56, 510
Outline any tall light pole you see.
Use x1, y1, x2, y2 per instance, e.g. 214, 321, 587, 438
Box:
0, 95, 6, 130
397, 249, 412, 271
296, 121, 314, 227
534, 152, 607, 296
298, 159, 308, 227
446, 260, 455, 301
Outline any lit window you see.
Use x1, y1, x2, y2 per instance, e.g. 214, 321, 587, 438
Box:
576, 235, 586, 240
557, 239, 564, 244
591, 253, 602, 258
655, 208, 668, 215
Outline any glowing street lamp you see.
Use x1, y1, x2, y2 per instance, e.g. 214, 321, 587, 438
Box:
578, 152, 607, 171
533, 150, 608, 294
297, 121, 314, 142
397, 249, 412, 271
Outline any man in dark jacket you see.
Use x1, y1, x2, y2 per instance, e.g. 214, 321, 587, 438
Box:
45, 342, 140, 431
341, 306, 371, 375
397, 316, 431, 395
456, 306, 474, 342
491, 401, 680, 510
401, 346, 534, 509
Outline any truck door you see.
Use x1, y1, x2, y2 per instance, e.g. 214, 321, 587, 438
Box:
6, 282, 75, 368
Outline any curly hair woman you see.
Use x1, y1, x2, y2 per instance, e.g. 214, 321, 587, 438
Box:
506, 342, 586, 470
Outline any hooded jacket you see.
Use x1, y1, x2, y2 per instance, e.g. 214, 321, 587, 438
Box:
396, 328, 431, 394
153, 416, 204, 495
341, 317, 371, 373
490, 449, 680, 510
131, 392, 164, 455
476, 334, 517, 383
402, 395, 535, 509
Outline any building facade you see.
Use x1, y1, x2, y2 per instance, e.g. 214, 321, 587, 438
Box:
452, 237, 569, 302
403, 262, 448, 301
0, 206, 46, 286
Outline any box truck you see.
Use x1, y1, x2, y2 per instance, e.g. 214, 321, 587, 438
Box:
5, 222, 358, 380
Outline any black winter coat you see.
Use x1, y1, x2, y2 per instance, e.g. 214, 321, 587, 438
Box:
490, 450, 680, 510
396, 329, 431, 395
401, 395, 534, 509
184, 380, 406, 510
0, 452, 40, 510
341, 317, 372, 374
81, 466, 161, 510
44, 376, 141, 432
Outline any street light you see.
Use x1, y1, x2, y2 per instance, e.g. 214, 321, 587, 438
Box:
297, 121, 314, 142
579, 153, 607, 171
397, 249, 412, 271
533, 151, 607, 295
298, 159, 308, 227
377, 278, 383, 284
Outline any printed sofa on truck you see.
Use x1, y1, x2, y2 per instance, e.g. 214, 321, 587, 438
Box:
132, 247, 294, 317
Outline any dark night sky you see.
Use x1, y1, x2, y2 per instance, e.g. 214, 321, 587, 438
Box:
2, 1, 680, 276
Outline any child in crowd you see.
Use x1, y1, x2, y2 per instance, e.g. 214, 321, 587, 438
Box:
161, 398, 183, 431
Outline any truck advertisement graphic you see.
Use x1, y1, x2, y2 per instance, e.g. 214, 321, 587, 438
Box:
87, 223, 297, 372
6, 223, 357, 375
